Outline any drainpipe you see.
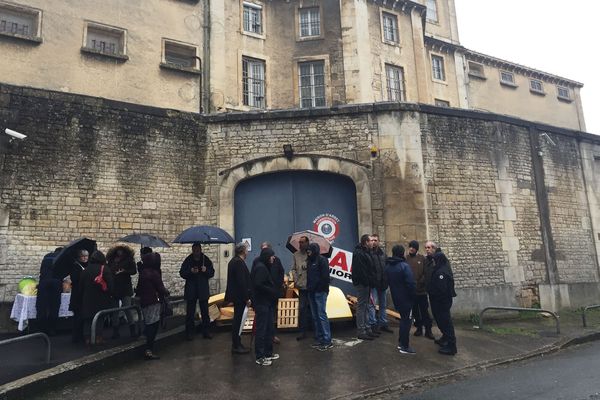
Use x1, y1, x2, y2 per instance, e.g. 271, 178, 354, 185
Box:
202, 0, 211, 113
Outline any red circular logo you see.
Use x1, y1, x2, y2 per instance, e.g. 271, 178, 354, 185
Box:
313, 214, 340, 242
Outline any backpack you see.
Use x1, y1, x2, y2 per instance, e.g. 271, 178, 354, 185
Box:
94, 265, 108, 292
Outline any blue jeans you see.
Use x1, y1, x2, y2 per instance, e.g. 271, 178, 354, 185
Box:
254, 302, 274, 359
309, 291, 331, 345
368, 288, 388, 328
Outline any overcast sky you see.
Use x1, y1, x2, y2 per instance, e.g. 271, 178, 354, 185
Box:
454, 0, 599, 134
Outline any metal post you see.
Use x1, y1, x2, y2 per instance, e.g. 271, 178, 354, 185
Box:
0, 332, 51, 363
478, 306, 560, 334
91, 305, 143, 345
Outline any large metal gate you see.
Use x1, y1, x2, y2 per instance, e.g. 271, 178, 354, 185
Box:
234, 171, 358, 291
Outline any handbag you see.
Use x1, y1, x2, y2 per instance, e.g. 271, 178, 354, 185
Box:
94, 265, 108, 292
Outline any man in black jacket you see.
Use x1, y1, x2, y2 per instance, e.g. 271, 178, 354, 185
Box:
36, 247, 63, 335
386, 245, 416, 354
306, 243, 332, 351
260, 242, 285, 344
351, 234, 376, 340
426, 242, 457, 356
225, 243, 252, 354
368, 234, 392, 334
180, 243, 215, 340
251, 248, 280, 366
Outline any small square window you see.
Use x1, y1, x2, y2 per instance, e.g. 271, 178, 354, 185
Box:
529, 79, 544, 94
0, 3, 42, 42
435, 99, 450, 107
243, 2, 262, 35
161, 40, 200, 73
557, 86, 571, 101
431, 55, 445, 81
385, 64, 405, 101
382, 12, 399, 44
82, 22, 127, 60
500, 71, 516, 86
468, 61, 485, 78
299, 7, 320, 38
426, 0, 438, 22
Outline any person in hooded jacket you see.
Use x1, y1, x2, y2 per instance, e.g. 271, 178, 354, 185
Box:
306, 243, 332, 351
36, 247, 63, 335
180, 242, 215, 340
251, 247, 280, 366
386, 245, 416, 354
351, 234, 377, 340
107, 245, 137, 339
78, 251, 114, 345
136, 252, 169, 360
426, 244, 457, 356
67, 249, 89, 343
224, 243, 252, 354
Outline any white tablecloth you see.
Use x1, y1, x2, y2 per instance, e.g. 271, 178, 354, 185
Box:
10, 293, 74, 331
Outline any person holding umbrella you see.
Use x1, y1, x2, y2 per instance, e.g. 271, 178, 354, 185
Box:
69, 249, 89, 343
180, 242, 215, 340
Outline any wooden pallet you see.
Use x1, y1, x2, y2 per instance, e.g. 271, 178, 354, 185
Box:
277, 298, 299, 328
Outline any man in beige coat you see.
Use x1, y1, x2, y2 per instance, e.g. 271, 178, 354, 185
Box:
290, 236, 311, 340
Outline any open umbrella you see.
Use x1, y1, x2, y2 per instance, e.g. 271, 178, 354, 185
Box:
173, 225, 235, 244
118, 233, 170, 248
286, 230, 333, 258
52, 237, 97, 279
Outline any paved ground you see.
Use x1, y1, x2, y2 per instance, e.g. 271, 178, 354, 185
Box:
380, 341, 600, 400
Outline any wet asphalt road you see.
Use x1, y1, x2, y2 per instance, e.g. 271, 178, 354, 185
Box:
379, 341, 600, 400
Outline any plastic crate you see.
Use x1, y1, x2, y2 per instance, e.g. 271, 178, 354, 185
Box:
277, 298, 299, 329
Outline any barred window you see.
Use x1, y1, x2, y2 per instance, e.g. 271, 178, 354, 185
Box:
164, 41, 198, 69
557, 86, 571, 100
426, 0, 438, 22
299, 61, 325, 108
431, 55, 445, 81
242, 57, 266, 108
243, 2, 262, 35
530, 79, 544, 93
85, 24, 125, 56
382, 12, 398, 43
500, 71, 515, 85
0, 3, 41, 39
386, 64, 405, 101
299, 8, 320, 37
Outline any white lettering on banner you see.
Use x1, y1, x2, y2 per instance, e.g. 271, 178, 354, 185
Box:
329, 246, 353, 283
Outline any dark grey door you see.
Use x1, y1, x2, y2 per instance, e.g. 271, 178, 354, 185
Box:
234, 171, 358, 292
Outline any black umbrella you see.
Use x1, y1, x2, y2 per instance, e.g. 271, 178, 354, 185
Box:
52, 237, 97, 279
118, 233, 170, 248
173, 225, 234, 244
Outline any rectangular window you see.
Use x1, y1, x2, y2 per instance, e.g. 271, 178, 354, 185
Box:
426, 0, 438, 22
435, 99, 450, 107
468, 61, 485, 78
243, 2, 262, 35
84, 23, 126, 57
299, 61, 326, 108
385, 64, 405, 101
0, 3, 41, 41
382, 12, 398, 43
242, 57, 266, 108
557, 86, 571, 100
164, 40, 199, 70
299, 8, 320, 38
529, 79, 544, 94
431, 55, 445, 81
500, 71, 516, 86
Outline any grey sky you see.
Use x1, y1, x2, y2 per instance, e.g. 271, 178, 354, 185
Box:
454, 0, 599, 134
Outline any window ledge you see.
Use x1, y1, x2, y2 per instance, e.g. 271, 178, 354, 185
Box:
500, 81, 518, 89
160, 62, 202, 75
432, 78, 447, 85
530, 89, 546, 96
557, 95, 573, 103
0, 31, 42, 44
382, 39, 400, 47
468, 72, 486, 80
297, 35, 323, 42
242, 31, 265, 40
81, 47, 129, 61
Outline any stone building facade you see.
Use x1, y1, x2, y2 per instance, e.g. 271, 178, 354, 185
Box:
0, 0, 587, 131
1, 83, 599, 319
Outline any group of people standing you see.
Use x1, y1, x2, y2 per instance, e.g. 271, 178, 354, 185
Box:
352, 235, 457, 356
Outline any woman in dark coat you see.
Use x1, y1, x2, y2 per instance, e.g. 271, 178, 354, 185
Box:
137, 252, 169, 360
78, 251, 114, 345
69, 249, 89, 343
106, 245, 137, 339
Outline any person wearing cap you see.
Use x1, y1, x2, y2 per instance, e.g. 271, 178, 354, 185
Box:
180, 242, 215, 340
406, 240, 434, 339
260, 241, 285, 345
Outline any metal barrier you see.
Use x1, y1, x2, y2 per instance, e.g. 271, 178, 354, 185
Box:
582, 304, 600, 327
0, 332, 51, 363
91, 305, 143, 345
477, 306, 560, 334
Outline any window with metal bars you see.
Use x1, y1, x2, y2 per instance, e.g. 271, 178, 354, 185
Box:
299, 8, 320, 37
0, 6, 38, 37
385, 64, 405, 101
431, 55, 445, 81
299, 61, 325, 108
529, 79, 544, 93
242, 57, 266, 108
165, 41, 198, 69
243, 2, 262, 35
86, 25, 124, 56
382, 12, 398, 43
557, 86, 571, 100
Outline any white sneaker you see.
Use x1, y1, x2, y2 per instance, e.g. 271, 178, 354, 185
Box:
255, 357, 272, 366
266, 353, 280, 361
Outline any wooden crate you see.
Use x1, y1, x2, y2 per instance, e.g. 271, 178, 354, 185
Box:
277, 298, 299, 329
